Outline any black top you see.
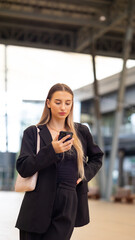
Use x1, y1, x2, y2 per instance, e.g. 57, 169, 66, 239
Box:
56, 146, 78, 187
46, 126, 78, 187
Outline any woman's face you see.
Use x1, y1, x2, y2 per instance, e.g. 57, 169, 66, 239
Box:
47, 91, 73, 120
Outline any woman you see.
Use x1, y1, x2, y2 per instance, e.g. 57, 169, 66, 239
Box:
15, 83, 104, 240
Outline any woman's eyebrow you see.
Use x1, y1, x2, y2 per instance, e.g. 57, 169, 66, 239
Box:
55, 99, 72, 101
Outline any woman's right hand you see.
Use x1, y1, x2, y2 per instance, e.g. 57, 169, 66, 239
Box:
52, 134, 74, 154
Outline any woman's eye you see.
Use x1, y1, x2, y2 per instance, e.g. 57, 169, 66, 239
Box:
55, 102, 71, 105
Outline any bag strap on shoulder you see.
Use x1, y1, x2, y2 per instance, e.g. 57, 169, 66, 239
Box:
36, 126, 40, 154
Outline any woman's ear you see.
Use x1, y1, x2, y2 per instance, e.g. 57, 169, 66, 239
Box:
46, 99, 51, 108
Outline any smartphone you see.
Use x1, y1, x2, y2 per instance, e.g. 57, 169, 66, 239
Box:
58, 131, 73, 142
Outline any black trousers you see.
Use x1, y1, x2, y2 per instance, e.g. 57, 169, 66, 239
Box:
19, 183, 78, 240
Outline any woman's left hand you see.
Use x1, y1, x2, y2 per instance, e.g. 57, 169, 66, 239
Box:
76, 178, 82, 185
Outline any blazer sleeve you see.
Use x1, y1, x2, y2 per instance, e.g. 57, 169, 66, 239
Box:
16, 126, 56, 178
83, 125, 104, 182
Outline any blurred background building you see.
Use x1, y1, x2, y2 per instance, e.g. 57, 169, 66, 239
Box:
74, 66, 135, 194
0, 0, 135, 201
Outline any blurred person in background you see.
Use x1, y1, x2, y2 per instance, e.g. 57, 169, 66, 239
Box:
15, 83, 104, 240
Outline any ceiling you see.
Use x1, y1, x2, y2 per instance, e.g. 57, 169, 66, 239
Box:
0, 0, 135, 58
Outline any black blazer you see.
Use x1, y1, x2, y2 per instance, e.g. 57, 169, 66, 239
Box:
15, 122, 104, 233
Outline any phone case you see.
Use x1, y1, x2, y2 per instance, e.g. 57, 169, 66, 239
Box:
58, 131, 73, 142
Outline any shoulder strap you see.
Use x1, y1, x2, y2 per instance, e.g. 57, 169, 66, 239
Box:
36, 127, 40, 154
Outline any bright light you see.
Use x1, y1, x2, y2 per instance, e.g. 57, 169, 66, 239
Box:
131, 114, 135, 125
99, 15, 106, 21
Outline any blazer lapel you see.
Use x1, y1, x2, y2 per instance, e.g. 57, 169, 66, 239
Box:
37, 124, 52, 146
37, 122, 77, 146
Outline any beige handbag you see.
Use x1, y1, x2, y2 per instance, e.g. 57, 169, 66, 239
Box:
14, 127, 40, 192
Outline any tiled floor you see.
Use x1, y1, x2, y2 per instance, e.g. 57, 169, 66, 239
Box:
0, 191, 135, 240
72, 199, 135, 240
0, 191, 24, 240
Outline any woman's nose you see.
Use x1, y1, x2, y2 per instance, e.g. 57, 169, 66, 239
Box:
61, 104, 66, 110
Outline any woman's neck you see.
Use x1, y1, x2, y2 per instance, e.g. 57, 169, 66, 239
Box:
48, 119, 67, 131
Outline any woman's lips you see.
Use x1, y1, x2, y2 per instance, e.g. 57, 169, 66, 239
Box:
59, 112, 66, 115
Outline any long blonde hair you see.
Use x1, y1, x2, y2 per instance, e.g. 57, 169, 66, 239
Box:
37, 83, 85, 180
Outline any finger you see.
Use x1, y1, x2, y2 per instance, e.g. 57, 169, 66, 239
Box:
60, 135, 71, 143
76, 178, 82, 184
63, 137, 74, 145
77, 180, 81, 184
76, 180, 79, 185
63, 139, 73, 147
71, 138, 74, 144
63, 143, 72, 151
